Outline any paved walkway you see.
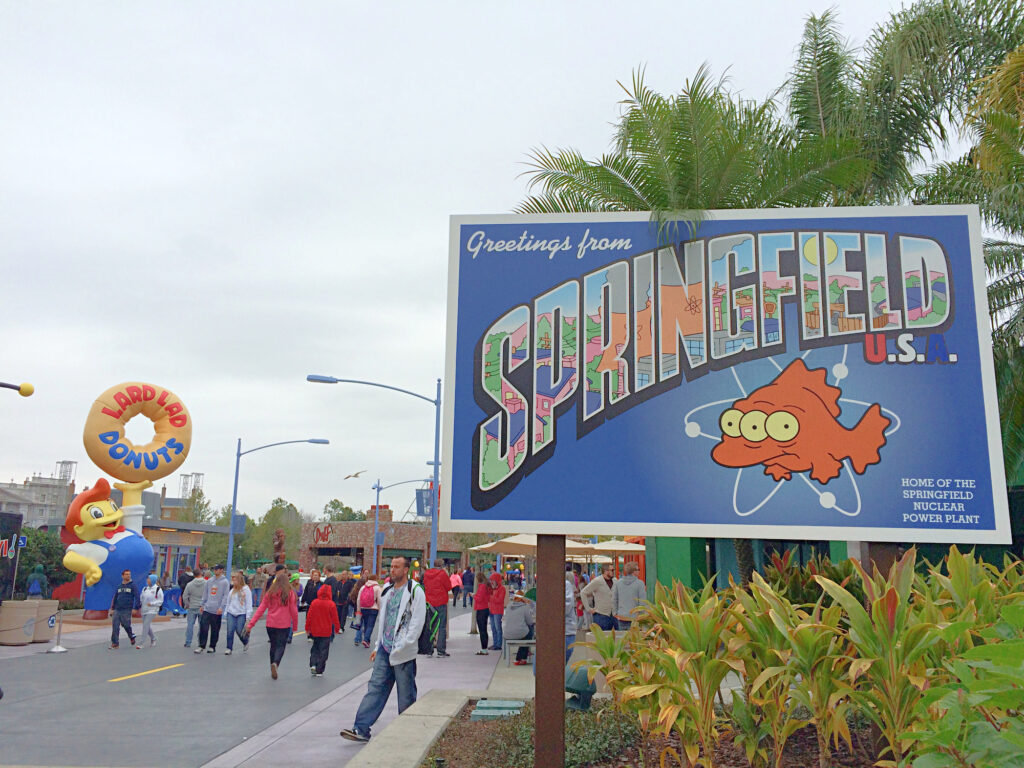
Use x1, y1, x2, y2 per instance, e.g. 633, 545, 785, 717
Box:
202, 610, 526, 768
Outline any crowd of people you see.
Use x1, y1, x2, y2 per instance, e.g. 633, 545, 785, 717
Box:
110, 556, 645, 745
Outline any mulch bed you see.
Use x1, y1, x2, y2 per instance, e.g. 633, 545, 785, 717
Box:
422, 701, 879, 768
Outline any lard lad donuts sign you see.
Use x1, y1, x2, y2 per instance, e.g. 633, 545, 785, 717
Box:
441, 206, 1011, 544
83, 382, 191, 482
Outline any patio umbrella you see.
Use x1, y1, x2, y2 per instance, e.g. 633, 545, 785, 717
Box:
470, 533, 597, 556
589, 539, 646, 554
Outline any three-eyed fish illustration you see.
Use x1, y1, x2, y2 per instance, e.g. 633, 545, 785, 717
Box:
711, 358, 890, 484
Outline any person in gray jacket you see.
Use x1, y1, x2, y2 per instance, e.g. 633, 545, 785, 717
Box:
611, 562, 646, 629
502, 591, 535, 664
182, 570, 208, 647
580, 564, 616, 631
196, 564, 229, 653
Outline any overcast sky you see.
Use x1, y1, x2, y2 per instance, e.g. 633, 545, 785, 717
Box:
1, 1, 904, 525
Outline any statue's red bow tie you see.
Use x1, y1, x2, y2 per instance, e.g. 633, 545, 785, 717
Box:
103, 525, 126, 539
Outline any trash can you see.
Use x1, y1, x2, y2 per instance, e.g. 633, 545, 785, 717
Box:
0, 600, 39, 645
32, 599, 59, 643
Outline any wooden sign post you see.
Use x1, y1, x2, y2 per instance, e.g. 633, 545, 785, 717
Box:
535, 533, 566, 766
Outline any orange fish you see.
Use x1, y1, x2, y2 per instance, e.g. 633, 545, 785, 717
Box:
711, 358, 890, 484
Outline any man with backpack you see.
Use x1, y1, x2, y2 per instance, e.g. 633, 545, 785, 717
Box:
340, 556, 426, 744
422, 559, 451, 657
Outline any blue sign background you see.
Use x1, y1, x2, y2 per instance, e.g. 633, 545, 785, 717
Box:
442, 209, 1010, 542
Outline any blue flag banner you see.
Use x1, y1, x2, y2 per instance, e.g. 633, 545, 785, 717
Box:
441, 207, 1010, 543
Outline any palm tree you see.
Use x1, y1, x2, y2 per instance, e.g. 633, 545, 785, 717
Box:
787, 2, 1024, 204
517, 66, 867, 219
916, 43, 1024, 477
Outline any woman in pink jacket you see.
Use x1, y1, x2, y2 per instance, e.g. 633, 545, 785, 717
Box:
246, 571, 298, 679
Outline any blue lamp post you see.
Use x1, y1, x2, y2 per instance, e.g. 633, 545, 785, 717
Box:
369, 477, 432, 574
306, 374, 442, 563
226, 438, 329, 576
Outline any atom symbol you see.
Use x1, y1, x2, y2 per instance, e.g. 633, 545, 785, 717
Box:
685, 295, 703, 315
683, 345, 902, 518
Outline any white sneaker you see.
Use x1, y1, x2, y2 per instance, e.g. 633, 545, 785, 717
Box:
310, 666, 316, 675
243, 645, 249, 653
194, 647, 203, 654
225, 649, 232, 655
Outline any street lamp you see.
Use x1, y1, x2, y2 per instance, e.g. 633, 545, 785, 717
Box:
0, 381, 33, 397
369, 477, 432, 574
226, 438, 329, 575
306, 374, 441, 562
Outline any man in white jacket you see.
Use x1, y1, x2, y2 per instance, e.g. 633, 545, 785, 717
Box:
340, 555, 425, 743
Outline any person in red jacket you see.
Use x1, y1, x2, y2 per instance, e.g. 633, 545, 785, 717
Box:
305, 583, 341, 677
487, 572, 506, 651
473, 571, 492, 654
422, 559, 453, 657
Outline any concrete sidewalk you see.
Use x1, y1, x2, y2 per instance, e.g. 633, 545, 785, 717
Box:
202, 610, 524, 768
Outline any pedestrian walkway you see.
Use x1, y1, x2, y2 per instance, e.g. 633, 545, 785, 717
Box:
202, 610, 514, 768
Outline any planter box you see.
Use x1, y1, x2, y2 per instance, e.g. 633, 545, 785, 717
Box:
32, 599, 59, 642
0, 600, 40, 645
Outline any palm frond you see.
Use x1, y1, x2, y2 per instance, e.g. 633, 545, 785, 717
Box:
788, 9, 857, 138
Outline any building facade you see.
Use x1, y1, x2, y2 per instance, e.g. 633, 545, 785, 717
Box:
299, 505, 467, 574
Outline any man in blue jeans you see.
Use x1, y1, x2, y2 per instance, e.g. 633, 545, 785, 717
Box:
340, 556, 426, 743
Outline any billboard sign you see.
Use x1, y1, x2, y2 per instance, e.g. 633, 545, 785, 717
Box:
441, 207, 1010, 543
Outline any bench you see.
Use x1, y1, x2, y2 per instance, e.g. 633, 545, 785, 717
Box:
503, 638, 536, 666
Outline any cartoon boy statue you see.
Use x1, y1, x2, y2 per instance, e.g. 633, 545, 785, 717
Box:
62, 478, 154, 619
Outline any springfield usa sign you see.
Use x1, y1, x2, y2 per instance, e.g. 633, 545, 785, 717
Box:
441, 207, 1011, 543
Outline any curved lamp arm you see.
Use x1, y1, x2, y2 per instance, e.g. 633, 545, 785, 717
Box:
240, 438, 329, 457
307, 375, 436, 406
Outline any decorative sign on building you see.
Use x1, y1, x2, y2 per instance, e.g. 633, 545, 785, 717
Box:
441, 207, 1010, 543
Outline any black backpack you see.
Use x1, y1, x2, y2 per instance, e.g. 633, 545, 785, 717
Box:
381, 581, 439, 654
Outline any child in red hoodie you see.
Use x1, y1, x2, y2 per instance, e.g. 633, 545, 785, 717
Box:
305, 583, 341, 676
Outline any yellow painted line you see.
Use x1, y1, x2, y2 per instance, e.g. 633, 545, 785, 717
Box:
108, 663, 184, 683
295, 631, 305, 636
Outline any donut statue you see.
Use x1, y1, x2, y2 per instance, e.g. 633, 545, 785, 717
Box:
70, 381, 192, 617
83, 382, 191, 485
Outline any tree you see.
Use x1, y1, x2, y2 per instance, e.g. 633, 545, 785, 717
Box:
179, 487, 215, 524
322, 499, 365, 522
15, 527, 74, 594
518, 66, 867, 220
788, 3, 1024, 204
241, 498, 308, 565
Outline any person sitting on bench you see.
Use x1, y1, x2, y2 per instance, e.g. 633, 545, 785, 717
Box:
502, 590, 535, 665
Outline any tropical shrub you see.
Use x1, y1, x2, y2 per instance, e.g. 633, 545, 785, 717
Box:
582, 546, 1024, 768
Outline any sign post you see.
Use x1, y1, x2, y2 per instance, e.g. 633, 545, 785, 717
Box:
535, 534, 566, 766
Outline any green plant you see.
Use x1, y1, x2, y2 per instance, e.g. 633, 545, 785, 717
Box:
729, 576, 805, 767
574, 623, 657, 758
621, 580, 741, 768
753, 573, 854, 768
761, 549, 865, 607
816, 549, 939, 767
727, 688, 773, 768
910, 635, 1024, 767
